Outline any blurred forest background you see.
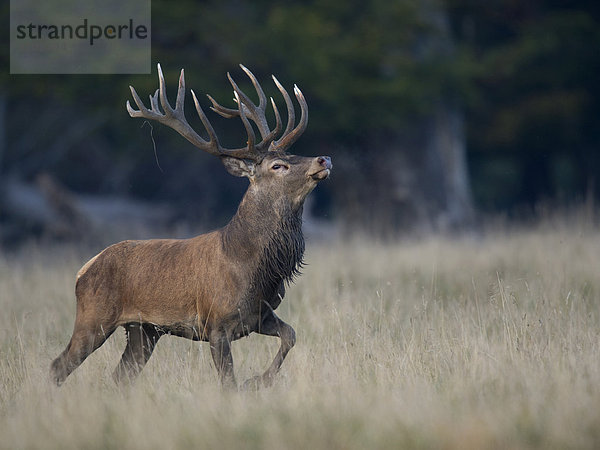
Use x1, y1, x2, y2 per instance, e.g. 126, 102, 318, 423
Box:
1, 0, 599, 245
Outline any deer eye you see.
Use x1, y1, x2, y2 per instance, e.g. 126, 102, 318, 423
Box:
271, 163, 287, 171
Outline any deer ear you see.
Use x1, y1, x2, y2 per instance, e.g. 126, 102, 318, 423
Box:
221, 157, 256, 178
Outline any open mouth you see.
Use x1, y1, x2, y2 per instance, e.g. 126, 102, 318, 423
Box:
310, 168, 331, 180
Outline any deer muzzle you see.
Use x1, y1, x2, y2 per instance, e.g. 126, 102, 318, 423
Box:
310, 156, 332, 180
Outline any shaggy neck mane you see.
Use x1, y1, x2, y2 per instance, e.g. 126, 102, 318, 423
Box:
254, 208, 304, 297
221, 187, 305, 297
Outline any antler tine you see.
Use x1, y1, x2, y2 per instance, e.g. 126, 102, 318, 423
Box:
175, 69, 186, 112
191, 90, 220, 152
127, 85, 159, 119
157, 63, 175, 114
226, 72, 271, 139
234, 91, 256, 152
272, 85, 308, 152
257, 97, 283, 151
271, 75, 295, 141
207, 94, 238, 119
239, 64, 267, 110
149, 90, 160, 113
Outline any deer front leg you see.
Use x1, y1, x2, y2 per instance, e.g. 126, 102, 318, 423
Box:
242, 311, 296, 390
209, 329, 237, 390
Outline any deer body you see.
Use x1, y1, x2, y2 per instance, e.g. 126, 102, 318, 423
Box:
51, 64, 331, 389
74, 187, 303, 342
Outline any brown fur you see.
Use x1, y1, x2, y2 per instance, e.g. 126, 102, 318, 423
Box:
51, 152, 332, 389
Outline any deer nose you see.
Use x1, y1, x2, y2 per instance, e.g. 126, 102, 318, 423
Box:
317, 156, 332, 169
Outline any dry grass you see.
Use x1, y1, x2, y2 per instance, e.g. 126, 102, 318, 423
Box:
1, 222, 600, 449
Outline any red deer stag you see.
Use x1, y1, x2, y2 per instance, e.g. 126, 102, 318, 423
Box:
50, 63, 332, 389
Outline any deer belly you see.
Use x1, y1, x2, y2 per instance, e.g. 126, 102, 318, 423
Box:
119, 279, 202, 327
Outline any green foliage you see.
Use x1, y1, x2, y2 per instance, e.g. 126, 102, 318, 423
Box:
2, 0, 599, 215
147, 0, 458, 138
446, 1, 600, 209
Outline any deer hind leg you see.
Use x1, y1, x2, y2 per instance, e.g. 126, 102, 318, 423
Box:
113, 323, 162, 384
242, 311, 296, 390
50, 319, 116, 386
209, 329, 237, 390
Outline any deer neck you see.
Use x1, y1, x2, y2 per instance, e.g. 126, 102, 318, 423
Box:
222, 186, 305, 290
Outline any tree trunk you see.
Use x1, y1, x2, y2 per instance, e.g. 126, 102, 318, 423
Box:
332, 2, 474, 235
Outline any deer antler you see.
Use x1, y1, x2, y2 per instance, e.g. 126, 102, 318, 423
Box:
209, 64, 308, 153
127, 63, 308, 161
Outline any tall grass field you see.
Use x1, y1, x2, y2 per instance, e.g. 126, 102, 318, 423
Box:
1, 221, 599, 449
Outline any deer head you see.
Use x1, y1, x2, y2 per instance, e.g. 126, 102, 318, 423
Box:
126, 64, 332, 211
